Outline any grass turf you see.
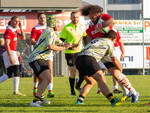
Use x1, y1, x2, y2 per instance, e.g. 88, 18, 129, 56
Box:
0, 75, 150, 113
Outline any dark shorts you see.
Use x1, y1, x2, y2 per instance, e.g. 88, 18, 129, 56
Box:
75, 55, 100, 77
104, 62, 115, 69
7, 65, 20, 78
29, 59, 49, 77
65, 53, 79, 67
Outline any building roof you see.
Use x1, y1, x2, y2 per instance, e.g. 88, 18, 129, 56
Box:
0, 0, 82, 11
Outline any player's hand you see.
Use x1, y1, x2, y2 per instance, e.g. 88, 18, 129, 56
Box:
64, 43, 72, 49
70, 44, 79, 50
19, 21, 23, 30
120, 53, 125, 60
95, 24, 103, 32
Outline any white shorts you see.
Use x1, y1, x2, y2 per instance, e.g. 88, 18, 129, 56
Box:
2, 51, 19, 68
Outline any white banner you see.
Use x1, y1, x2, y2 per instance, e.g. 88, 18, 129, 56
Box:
114, 20, 150, 43
114, 20, 143, 43
143, 0, 150, 18
115, 46, 143, 69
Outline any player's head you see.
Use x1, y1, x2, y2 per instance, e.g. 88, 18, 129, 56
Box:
46, 15, 58, 31
71, 11, 80, 25
107, 30, 117, 42
81, 5, 103, 24
37, 13, 46, 25
10, 16, 20, 28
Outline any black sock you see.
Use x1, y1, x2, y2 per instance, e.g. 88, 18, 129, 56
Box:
106, 93, 115, 103
33, 96, 41, 102
76, 76, 84, 89
77, 95, 85, 102
69, 77, 75, 92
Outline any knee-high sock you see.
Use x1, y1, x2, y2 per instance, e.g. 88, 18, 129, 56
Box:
48, 83, 53, 92
118, 74, 136, 95
34, 82, 39, 89
0, 74, 9, 83
118, 74, 129, 95
13, 77, 20, 92
69, 77, 75, 92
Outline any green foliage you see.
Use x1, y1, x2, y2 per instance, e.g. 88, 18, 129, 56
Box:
0, 75, 150, 113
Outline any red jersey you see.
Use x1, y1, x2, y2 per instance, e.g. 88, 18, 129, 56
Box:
3, 26, 19, 51
30, 24, 46, 41
86, 14, 112, 39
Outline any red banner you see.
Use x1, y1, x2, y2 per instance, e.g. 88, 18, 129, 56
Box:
0, 12, 71, 33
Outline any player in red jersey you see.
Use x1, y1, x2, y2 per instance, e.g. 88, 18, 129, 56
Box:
77, 5, 123, 93
79, 5, 139, 103
30, 13, 55, 98
0, 16, 26, 96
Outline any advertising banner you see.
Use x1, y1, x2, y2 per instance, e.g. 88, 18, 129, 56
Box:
115, 46, 143, 69
114, 20, 143, 43
114, 20, 150, 43
116, 45, 150, 69
0, 12, 71, 33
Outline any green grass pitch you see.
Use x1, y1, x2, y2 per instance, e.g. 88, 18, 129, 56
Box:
0, 75, 150, 113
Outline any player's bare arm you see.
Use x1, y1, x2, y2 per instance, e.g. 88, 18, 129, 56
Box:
17, 22, 26, 40
102, 18, 114, 28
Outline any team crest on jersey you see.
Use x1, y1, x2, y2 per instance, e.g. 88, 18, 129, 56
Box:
14, 37, 17, 41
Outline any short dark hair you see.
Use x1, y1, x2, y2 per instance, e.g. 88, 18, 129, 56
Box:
37, 13, 46, 19
71, 11, 79, 17
107, 30, 117, 40
8, 16, 19, 25
81, 5, 103, 16
10, 16, 19, 21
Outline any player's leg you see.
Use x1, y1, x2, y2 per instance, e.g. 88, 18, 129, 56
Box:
76, 75, 96, 104
109, 68, 139, 103
47, 58, 54, 98
105, 62, 129, 95
68, 66, 76, 95
65, 53, 78, 96
75, 75, 84, 91
33, 75, 39, 96
0, 66, 11, 83
29, 59, 51, 107
75, 56, 121, 106
13, 65, 26, 96
0, 51, 11, 83
93, 70, 121, 106
97, 61, 107, 94
112, 77, 122, 93
31, 70, 51, 107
